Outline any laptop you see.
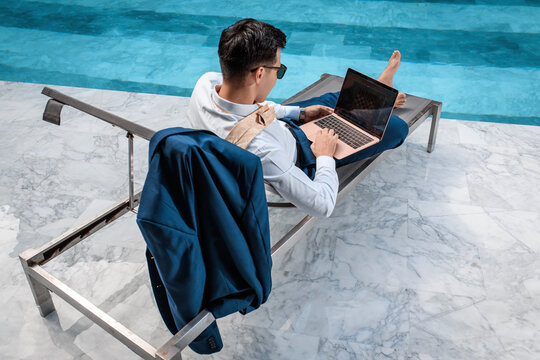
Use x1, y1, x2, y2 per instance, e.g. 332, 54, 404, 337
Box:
300, 68, 398, 159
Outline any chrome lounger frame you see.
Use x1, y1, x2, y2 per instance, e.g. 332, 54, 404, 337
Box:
19, 74, 441, 360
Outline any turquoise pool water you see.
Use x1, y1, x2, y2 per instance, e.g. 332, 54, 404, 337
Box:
1, 1, 539, 125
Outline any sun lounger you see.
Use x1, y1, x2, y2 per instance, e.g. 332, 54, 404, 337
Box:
19, 74, 441, 359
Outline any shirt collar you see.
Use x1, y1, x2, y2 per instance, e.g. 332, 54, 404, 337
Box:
211, 84, 259, 117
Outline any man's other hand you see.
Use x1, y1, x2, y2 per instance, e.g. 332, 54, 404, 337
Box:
305, 105, 333, 122
310, 128, 338, 158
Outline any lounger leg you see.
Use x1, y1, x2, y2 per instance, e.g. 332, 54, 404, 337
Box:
19, 250, 56, 317
127, 132, 135, 211
427, 101, 442, 153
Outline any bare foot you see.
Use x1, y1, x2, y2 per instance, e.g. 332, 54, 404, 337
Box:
378, 50, 401, 88
377, 51, 406, 108
394, 92, 406, 108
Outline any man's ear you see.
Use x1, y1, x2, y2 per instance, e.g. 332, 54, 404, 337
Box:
253, 67, 264, 84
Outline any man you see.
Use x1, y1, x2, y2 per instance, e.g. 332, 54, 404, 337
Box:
188, 19, 408, 217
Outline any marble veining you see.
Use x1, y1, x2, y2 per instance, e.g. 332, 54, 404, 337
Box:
0, 81, 539, 359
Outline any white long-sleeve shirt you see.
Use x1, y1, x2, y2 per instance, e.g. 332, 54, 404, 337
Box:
187, 72, 338, 217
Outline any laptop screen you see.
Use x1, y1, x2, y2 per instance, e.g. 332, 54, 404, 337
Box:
334, 68, 398, 139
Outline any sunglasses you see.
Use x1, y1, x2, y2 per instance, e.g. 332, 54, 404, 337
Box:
250, 64, 287, 79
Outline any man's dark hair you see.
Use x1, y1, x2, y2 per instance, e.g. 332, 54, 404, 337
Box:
218, 18, 286, 82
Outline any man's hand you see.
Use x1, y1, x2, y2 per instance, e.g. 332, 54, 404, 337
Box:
304, 105, 333, 122
310, 128, 339, 158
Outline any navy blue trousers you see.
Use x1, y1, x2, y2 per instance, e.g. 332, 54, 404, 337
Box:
282, 91, 409, 178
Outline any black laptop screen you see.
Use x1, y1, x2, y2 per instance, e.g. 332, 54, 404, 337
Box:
334, 69, 398, 139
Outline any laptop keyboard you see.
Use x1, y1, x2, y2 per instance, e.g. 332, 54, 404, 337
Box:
314, 115, 373, 149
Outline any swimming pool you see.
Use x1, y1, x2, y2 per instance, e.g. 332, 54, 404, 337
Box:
1, 0, 539, 125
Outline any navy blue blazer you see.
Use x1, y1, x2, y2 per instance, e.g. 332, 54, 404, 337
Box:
136, 127, 272, 354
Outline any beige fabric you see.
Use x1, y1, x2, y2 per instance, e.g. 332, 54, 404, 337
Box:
225, 104, 275, 149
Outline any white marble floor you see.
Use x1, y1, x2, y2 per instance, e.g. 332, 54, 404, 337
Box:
0, 81, 539, 360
